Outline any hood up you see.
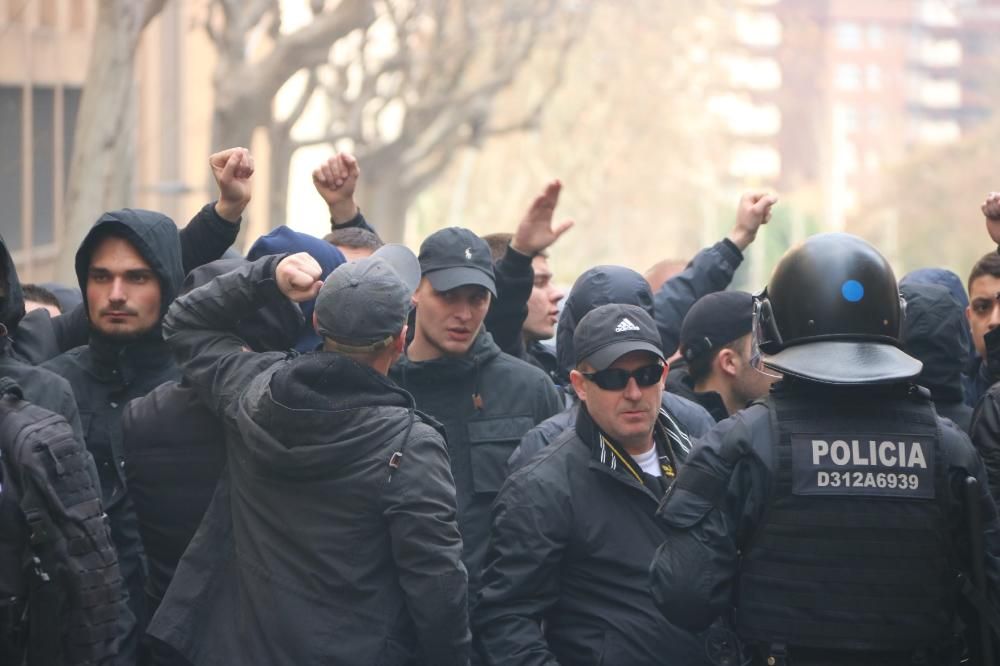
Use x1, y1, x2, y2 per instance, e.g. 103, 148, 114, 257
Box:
74, 209, 185, 324
0, 234, 25, 334
555, 265, 655, 382
247, 226, 346, 352
238, 351, 416, 478
899, 280, 967, 402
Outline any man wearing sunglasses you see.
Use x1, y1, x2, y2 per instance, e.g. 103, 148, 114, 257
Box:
474, 303, 714, 665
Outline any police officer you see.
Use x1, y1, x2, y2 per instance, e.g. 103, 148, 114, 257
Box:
649, 233, 1000, 666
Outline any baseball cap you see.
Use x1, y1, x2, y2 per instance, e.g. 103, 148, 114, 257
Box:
574, 303, 664, 371
314, 244, 421, 353
679, 291, 753, 363
418, 227, 496, 296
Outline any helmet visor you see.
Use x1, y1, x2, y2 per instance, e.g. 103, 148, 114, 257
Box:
750, 292, 783, 380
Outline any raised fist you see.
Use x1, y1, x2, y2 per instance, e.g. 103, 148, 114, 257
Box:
276, 252, 323, 302
210, 147, 254, 223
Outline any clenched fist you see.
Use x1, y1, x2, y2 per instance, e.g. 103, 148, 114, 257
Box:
276, 252, 323, 302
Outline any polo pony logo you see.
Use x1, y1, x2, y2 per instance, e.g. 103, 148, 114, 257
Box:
464, 247, 472, 260
615, 318, 641, 333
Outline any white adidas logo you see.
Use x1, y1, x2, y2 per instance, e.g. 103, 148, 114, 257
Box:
615, 318, 641, 333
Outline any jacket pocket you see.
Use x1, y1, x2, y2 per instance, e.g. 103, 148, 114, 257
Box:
467, 416, 534, 494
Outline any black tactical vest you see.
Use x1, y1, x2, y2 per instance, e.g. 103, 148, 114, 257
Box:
735, 389, 959, 654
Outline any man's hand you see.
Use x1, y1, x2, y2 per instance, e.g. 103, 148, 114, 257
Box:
511, 180, 574, 256
210, 147, 254, 223
729, 192, 778, 251
276, 252, 323, 302
313, 153, 360, 226
983, 192, 1000, 246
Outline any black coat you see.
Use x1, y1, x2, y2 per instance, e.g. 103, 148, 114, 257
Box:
43, 208, 190, 662
651, 381, 1000, 644
153, 256, 470, 666
664, 364, 730, 423
0, 235, 84, 439
473, 406, 713, 666
390, 330, 563, 600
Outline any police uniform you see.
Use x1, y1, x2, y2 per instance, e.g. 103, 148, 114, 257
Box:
648, 233, 1000, 666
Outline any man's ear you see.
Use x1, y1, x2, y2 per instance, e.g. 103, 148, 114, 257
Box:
395, 325, 408, 354
966, 304, 973, 325
569, 369, 588, 402
716, 349, 740, 378
312, 310, 320, 333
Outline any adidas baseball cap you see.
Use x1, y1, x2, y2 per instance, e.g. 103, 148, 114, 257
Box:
573, 303, 665, 370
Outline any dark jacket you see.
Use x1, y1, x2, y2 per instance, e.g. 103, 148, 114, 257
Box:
391, 330, 563, 599
653, 238, 744, 359
12, 201, 240, 366
153, 256, 470, 666
42, 209, 189, 661
650, 381, 1000, 652
473, 405, 714, 666
899, 281, 973, 432
0, 235, 84, 439
484, 245, 535, 359
122, 258, 304, 623
665, 363, 730, 423
970, 383, 1000, 507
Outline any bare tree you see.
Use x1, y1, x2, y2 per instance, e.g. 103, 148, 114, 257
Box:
56, 0, 168, 281
204, 0, 586, 242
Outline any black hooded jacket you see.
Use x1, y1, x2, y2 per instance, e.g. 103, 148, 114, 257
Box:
122, 258, 303, 622
0, 235, 83, 438
151, 256, 470, 666
42, 209, 189, 661
899, 281, 972, 432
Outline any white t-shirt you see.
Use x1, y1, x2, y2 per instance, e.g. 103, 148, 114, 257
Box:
632, 445, 662, 477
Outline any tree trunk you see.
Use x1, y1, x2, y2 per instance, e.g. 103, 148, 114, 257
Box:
267, 129, 293, 234
355, 172, 411, 244
56, 0, 166, 283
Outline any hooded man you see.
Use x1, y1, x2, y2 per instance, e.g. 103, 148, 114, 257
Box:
42, 209, 188, 663
0, 235, 83, 436
153, 247, 469, 665
898, 281, 973, 432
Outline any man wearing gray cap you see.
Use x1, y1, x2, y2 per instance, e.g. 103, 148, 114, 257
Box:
474, 303, 715, 666
157, 248, 470, 665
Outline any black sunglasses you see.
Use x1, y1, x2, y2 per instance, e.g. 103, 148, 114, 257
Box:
581, 362, 664, 391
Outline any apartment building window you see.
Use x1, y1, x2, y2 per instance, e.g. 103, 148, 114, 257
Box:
836, 22, 863, 49
836, 64, 862, 90
0, 85, 82, 252
866, 65, 882, 90
867, 25, 884, 48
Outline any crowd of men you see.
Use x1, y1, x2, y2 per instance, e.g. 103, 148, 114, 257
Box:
2, 145, 1000, 666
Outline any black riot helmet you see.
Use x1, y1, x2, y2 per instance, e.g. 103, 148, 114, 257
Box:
752, 232, 922, 385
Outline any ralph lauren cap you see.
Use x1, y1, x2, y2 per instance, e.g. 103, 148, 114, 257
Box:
418, 227, 496, 296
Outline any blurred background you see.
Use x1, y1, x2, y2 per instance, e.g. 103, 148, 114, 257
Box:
3, 0, 1000, 289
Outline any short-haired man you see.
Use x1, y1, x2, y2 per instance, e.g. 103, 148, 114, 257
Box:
482, 230, 564, 381
966, 250, 1000, 405
324, 227, 384, 260
474, 304, 714, 665
390, 227, 563, 603
155, 247, 470, 665
21, 283, 62, 316
668, 291, 777, 421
